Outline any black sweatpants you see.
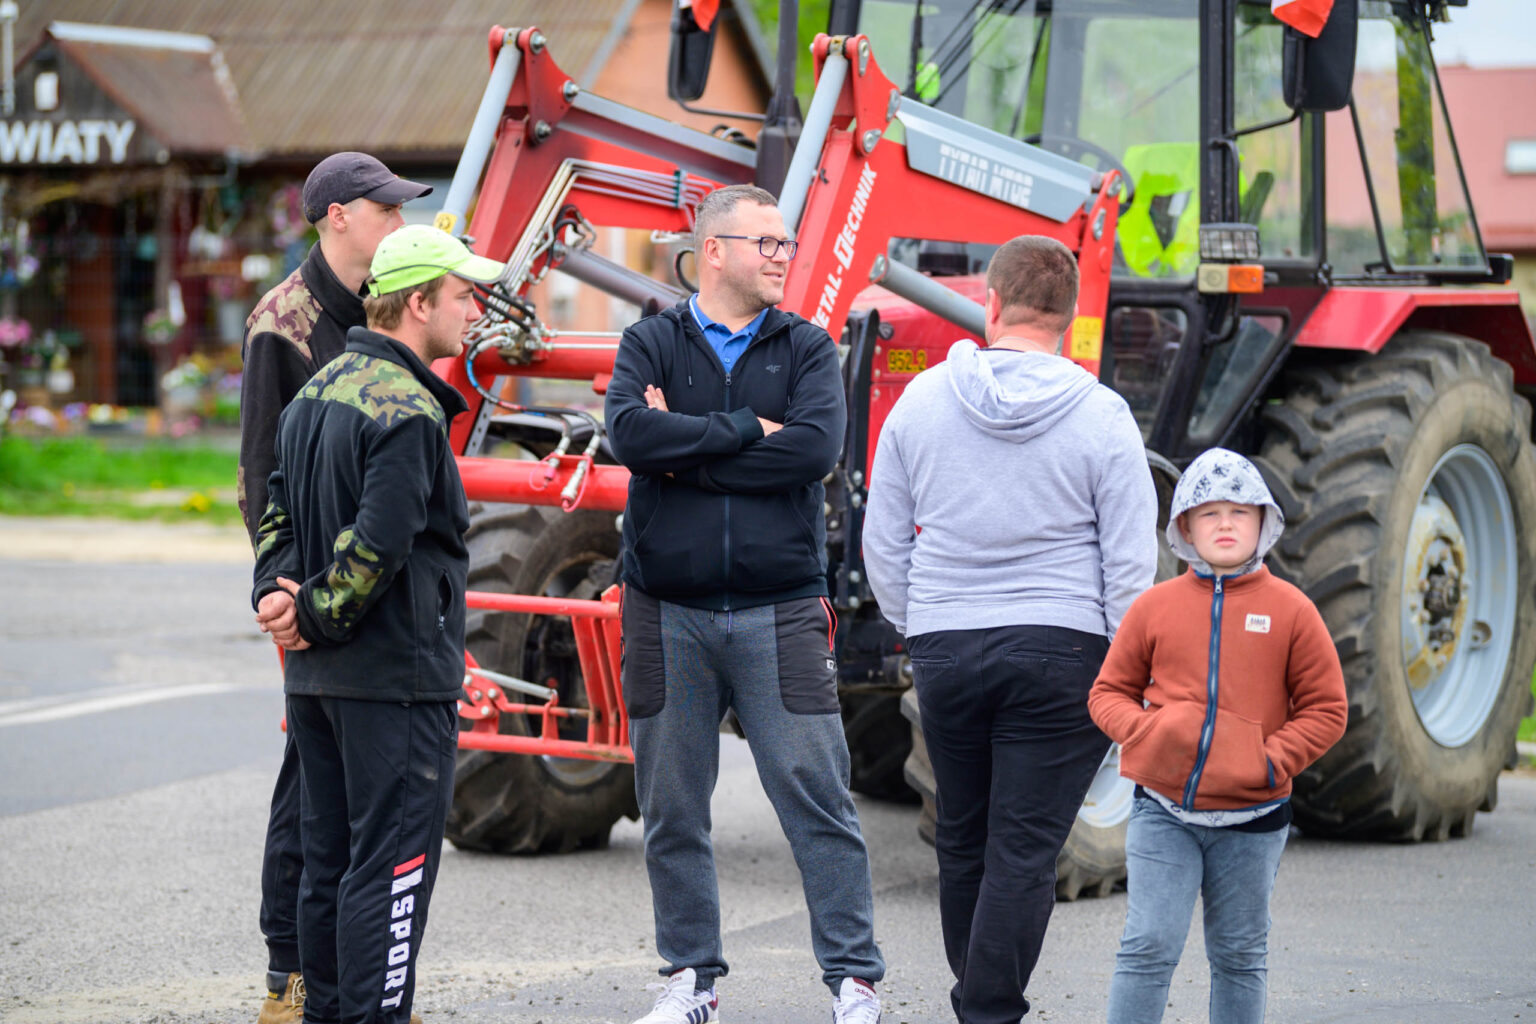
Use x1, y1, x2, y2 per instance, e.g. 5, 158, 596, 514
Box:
260, 727, 304, 975
908, 625, 1111, 1024
287, 695, 459, 1024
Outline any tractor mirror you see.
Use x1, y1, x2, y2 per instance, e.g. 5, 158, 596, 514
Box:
1282, 0, 1358, 112
668, 0, 720, 103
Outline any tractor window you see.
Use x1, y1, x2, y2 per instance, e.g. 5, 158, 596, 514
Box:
1325, 104, 1380, 275
1233, 10, 1315, 263
1106, 305, 1189, 441
1187, 314, 1287, 444
1349, 5, 1486, 272
856, 0, 1044, 129
861, 0, 1203, 279
1066, 5, 1201, 279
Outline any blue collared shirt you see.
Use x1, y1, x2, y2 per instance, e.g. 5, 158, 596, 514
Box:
689, 294, 768, 374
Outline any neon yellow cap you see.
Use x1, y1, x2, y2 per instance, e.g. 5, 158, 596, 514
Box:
367, 224, 505, 297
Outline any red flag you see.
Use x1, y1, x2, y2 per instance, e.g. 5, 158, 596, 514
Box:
683, 0, 721, 32
1272, 0, 1334, 37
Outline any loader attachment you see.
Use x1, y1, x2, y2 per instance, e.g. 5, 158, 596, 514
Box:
457, 585, 632, 764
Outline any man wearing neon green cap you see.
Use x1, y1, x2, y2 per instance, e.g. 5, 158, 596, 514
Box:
251, 225, 504, 1024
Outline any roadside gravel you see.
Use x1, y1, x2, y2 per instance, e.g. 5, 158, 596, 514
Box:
0, 515, 251, 564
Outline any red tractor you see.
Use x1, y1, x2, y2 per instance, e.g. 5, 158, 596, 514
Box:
433, 0, 1536, 899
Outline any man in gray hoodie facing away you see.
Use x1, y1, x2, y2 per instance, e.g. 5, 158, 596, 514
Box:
863, 235, 1158, 1024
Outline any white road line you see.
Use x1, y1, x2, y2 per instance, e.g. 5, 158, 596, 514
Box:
0, 682, 276, 727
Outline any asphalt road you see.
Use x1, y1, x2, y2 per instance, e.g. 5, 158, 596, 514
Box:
1, 518, 1533, 1024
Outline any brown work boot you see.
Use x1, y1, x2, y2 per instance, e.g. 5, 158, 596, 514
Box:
256, 971, 423, 1023
257, 973, 304, 1024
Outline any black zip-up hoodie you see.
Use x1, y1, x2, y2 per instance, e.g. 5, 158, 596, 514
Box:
605, 298, 846, 610
252, 328, 470, 702
238, 243, 366, 545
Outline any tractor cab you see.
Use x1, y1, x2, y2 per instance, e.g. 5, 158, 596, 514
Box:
813, 0, 1501, 457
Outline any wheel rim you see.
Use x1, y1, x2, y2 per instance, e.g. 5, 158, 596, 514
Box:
1077, 744, 1135, 830
1399, 444, 1517, 747
524, 553, 616, 787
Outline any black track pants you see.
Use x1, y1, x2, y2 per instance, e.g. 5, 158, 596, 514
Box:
260, 727, 304, 974
909, 625, 1112, 1024
287, 695, 458, 1024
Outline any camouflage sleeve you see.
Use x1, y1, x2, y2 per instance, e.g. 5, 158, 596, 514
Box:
239, 329, 316, 548
251, 462, 301, 609
292, 414, 441, 646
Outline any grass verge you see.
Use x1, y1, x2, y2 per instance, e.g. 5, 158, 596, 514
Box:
0, 435, 240, 525
1522, 673, 1536, 745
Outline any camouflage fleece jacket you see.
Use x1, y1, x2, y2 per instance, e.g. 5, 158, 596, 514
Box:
238, 243, 365, 547
252, 328, 470, 702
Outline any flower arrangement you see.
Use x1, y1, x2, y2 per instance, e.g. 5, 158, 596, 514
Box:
211, 370, 242, 425
0, 315, 31, 352
143, 309, 179, 346
1, 322, 72, 392
161, 354, 215, 393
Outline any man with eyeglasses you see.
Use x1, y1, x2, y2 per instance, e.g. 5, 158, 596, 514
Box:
606, 183, 885, 1024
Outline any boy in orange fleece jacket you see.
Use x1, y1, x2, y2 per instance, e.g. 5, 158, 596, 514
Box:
1088, 447, 1346, 1024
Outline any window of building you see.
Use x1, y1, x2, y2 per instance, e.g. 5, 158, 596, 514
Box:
1507, 140, 1536, 175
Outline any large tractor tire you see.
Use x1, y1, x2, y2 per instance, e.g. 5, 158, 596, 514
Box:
445, 503, 639, 853
842, 691, 920, 803
899, 460, 1183, 901
1256, 331, 1536, 840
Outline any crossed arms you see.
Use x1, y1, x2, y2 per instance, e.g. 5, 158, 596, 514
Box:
604, 326, 845, 491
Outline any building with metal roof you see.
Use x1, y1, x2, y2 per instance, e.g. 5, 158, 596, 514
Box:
0, 0, 769, 407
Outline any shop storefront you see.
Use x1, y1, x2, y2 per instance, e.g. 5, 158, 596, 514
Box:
0, 2, 768, 421
0, 22, 267, 408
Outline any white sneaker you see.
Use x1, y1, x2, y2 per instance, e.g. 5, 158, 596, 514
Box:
832, 978, 880, 1024
632, 968, 719, 1024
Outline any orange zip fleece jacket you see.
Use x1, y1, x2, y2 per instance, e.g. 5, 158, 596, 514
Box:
1088, 566, 1347, 811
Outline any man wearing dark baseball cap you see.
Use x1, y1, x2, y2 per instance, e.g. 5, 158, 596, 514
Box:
301, 151, 433, 224
240, 151, 430, 1024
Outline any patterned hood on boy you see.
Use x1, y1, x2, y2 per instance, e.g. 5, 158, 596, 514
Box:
1167, 447, 1285, 576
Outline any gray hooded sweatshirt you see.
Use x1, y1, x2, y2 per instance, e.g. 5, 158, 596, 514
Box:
864, 339, 1158, 639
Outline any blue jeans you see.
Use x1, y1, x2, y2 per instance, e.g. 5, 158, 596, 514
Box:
1106, 795, 1289, 1024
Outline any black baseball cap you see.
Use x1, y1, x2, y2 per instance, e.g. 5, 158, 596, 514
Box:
302, 152, 432, 223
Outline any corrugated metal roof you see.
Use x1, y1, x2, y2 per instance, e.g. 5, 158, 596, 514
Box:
14, 0, 635, 159
52, 29, 252, 156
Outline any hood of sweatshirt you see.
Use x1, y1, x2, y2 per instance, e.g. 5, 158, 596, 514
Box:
945, 339, 1099, 442
1167, 447, 1285, 576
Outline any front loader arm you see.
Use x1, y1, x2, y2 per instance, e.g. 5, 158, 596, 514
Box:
437, 26, 756, 461
780, 34, 1121, 377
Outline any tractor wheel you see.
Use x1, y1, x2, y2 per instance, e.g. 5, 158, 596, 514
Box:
898, 459, 1182, 900
900, 688, 938, 845
444, 504, 639, 854
842, 692, 919, 802
1256, 331, 1536, 840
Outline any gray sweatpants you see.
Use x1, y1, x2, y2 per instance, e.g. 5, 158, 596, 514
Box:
622, 587, 885, 993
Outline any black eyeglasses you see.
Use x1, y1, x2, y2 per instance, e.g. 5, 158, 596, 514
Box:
712, 234, 799, 260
